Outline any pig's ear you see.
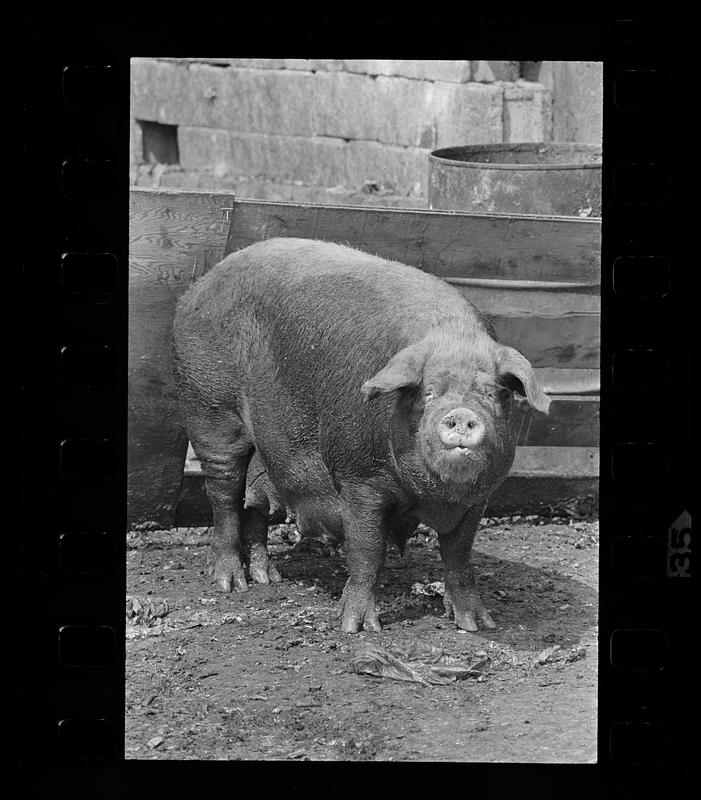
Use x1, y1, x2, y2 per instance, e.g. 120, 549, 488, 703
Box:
361, 345, 425, 401
496, 345, 551, 415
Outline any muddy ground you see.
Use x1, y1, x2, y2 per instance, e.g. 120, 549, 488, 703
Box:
125, 517, 598, 762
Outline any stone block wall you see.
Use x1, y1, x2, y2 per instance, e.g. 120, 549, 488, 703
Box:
130, 58, 594, 207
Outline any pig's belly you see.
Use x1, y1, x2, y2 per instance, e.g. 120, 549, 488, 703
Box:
294, 498, 345, 543
252, 444, 345, 541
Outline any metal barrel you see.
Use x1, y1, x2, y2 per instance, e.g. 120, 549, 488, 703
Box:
428, 143, 602, 217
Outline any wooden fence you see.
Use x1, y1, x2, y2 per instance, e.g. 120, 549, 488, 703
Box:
129, 187, 600, 528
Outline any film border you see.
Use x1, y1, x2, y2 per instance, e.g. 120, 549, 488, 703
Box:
19, 16, 688, 796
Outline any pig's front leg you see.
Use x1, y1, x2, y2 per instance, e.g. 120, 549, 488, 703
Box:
437, 505, 496, 632
338, 501, 387, 633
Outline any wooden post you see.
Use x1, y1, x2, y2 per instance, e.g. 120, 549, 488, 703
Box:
128, 188, 235, 527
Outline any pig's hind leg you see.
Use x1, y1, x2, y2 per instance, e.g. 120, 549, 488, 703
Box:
242, 456, 283, 584
244, 508, 282, 585
187, 413, 253, 593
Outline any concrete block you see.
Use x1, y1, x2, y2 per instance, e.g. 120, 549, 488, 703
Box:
345, 140, 429, 195
541, 61, 603, 144
131, 60, 321, 135
202, 58, 343, 71
153, 171, 427, 208
131, 159, 428, 207
177, 127, 232, 174
130, 119, 144, 164
374, 75, 440, 147
235, 69, 320, 135
313, 71, 435, 145
311, 71, 382, 141
228, 133, 348, 185
157, 168, 237, 191
132, 59, 505, 148
131, 58, 193, 125
256, 181, 426, 208
313, 73, 503, 148
227, 58, 288, 70
187, 58, 342, 71
131, 59, 241, 129
224, 131, 429, 196
342, 60, 472, 83
153, 57, 241, 67
282, 59, 345, 72
471, 61, 520, 82
503, 81, 553, 143
431, 83, 504, 148
131, 162, 186, 189
206, 67, 320, 136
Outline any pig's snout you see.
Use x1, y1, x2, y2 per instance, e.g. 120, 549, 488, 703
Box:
438, 407, 486, 450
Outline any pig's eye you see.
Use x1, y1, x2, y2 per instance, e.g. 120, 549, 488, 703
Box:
486, 386, 510, 402
424, 388, 436, 401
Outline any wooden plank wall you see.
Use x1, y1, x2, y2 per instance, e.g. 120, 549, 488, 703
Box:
128, 190, 600, 527
224, 202, 600, 282
224, 201, 601, 370
128, 188, 235, 526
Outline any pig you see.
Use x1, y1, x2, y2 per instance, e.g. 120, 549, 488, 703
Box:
172, 237, 550, 633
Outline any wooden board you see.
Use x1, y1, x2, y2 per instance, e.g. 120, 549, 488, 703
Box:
533, 368, 599, 395
221, 200, 601, 368
486, 475, 599, 517
224, 200, 601, 283
455, 284, 600, 368
450, 284, 600, 317
511, 446, 599, 477
491, 314, 599, 369
128, 187, 235, 527
512, 396, 599, 447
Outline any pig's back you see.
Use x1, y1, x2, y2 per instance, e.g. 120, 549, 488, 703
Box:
173, 237, 492, 413
182, 237, 486, 338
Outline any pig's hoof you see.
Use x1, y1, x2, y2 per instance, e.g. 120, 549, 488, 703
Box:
443, 593, 496, 631
479, 610, 497, 629
363, 613, 383, 633
341, 609, 382, 634
249, 558, 283, 585
455, 610, 497, 632
454, 611, 479, 632
452, 609, 496, 632
248, 542, 283, 585
338, 586, 382, 633
213, 565, 249, 593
